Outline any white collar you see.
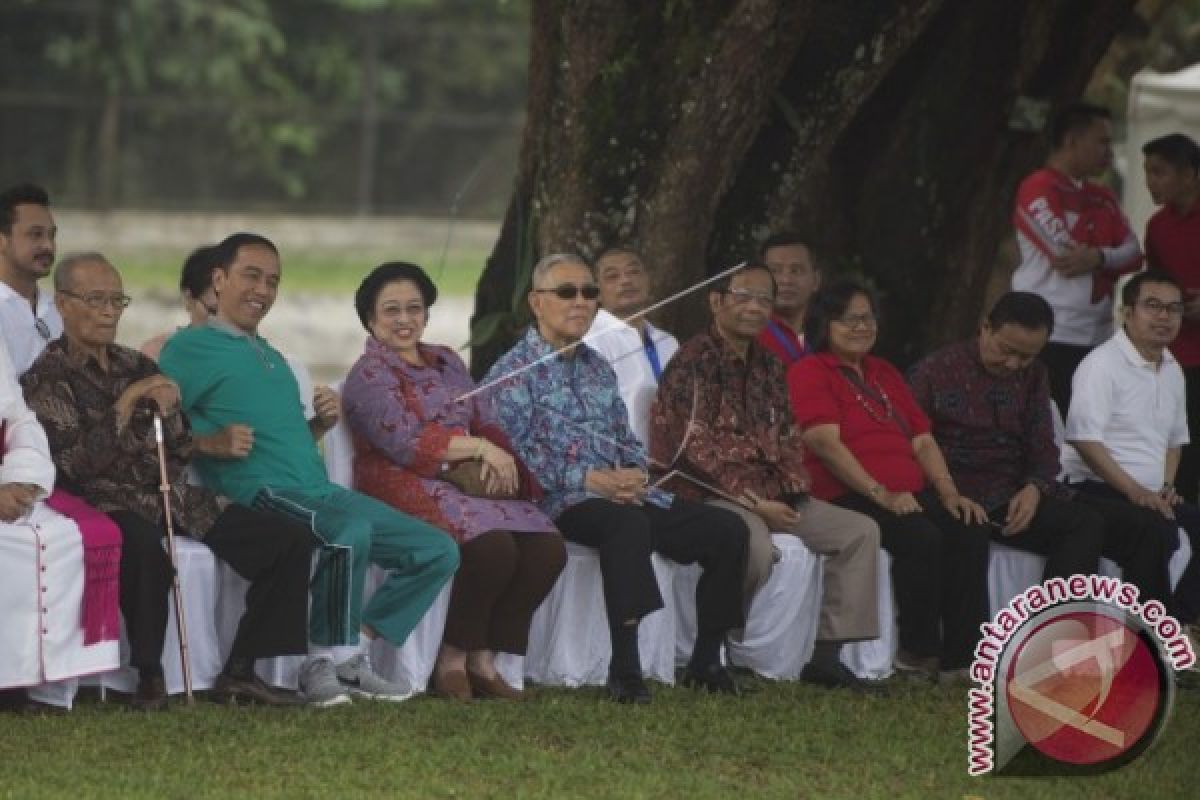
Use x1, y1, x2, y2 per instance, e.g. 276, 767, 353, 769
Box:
1114, 328, 1176, 372
0, 280, 52, 314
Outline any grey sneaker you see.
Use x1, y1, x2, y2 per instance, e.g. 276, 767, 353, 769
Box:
299, 657, 352, 707
336, 654, 414, 703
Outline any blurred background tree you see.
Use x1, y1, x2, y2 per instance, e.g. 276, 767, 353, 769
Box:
0, 0, 528, 215
469, 0, 1200, 374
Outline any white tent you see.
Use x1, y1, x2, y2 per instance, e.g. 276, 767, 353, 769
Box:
1123, 63, 1200, 240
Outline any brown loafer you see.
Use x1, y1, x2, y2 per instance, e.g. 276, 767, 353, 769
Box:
467, 671, 524, 701
131, 675, 168, 712
432, 669, 473, 701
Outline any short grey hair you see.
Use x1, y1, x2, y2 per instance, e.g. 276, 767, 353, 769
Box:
53, 251, 115, 291
531, 253, 590, 288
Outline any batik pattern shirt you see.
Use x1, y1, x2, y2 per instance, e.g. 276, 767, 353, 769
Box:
908, 338, 1066, 511
482, 326, 645, 519
650, 328, 809, 502
22, 338, 228, 537
343, 336, 556, 543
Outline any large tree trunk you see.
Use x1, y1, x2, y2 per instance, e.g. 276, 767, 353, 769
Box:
472, 0, 1137, 376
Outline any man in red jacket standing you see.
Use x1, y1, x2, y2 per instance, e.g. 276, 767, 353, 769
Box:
1011, 102, 1142, 414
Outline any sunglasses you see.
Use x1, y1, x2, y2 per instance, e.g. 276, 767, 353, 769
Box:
534, 284, 600, 301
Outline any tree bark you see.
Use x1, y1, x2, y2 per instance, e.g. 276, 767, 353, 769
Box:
472, 0, 1137, 375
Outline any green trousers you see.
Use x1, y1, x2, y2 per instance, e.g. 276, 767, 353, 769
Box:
253, 483, 459, 647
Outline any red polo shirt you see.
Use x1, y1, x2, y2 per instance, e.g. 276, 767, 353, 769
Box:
1146, 199, 1200, 367
787, 352, 931, 501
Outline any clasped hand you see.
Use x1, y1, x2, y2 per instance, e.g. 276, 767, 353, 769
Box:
586, 467, 648, 504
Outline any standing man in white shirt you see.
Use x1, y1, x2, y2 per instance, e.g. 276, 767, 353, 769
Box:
584, 246, 679, 445
1011, 103, 1142, 414
0, 184, 62, 375
1063, 270, 1200, 655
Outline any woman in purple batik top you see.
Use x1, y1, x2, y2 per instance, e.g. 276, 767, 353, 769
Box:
342, 263, 565, 702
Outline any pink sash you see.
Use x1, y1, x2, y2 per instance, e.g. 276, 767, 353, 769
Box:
43, 490, 122, 645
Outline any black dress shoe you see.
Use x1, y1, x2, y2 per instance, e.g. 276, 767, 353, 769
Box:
0, 689, 30, 713
131, 676, 168, 712
213, 672, 304, 707
800, 659, 886, 694
606, 673, 651, 704
680, 664, 741, 696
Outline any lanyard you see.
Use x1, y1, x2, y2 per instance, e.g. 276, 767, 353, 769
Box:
642, 331, 663, 381
766, 319, 803, 363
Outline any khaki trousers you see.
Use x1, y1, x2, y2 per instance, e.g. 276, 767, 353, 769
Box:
707, 496, 881, 642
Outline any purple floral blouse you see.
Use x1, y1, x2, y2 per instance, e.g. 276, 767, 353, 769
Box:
343, 336, 557, 544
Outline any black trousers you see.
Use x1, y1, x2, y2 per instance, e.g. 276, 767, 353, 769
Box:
994, 492, 1105, 579
109, 504, 317, 674
1069, 482, 1177, 609
1039, 341, 1092, 417
835, 489, 990, 670
555, 497, 748, 638
1168, 500, 1200, 624
1177, 366, 1200, 504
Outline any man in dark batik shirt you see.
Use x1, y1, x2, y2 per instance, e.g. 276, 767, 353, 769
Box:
650, 263, 881, 691
909, 291, 1168, 585
22, 253, 317, 709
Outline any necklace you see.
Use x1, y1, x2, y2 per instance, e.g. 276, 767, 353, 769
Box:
843, 374, 895, 426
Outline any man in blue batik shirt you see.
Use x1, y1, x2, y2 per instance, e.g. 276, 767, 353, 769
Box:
484, 253, 749, 704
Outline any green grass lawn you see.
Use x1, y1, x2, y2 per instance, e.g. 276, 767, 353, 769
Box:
3, 680, 1196, 799
112, 249, 489, 298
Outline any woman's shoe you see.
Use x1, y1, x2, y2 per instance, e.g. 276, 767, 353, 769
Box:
432, 669, 473, 701
467, 670, 524, 701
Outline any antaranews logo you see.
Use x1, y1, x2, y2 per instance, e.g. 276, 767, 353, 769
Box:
967, 574, 1195, 776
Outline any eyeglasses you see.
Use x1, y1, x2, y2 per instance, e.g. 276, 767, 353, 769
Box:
833, 313, 878, 330
1139, 299, 1185, 317
534, 284, 600, 301
58, 290, 132, 310
723, 288, 775, 308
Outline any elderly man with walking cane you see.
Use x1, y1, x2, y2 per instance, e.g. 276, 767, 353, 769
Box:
22, 252, 318, 709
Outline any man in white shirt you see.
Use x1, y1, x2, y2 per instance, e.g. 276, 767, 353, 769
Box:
584, 246, 679, 445
0, 184, 62, 375
1064, 270, 1200, 651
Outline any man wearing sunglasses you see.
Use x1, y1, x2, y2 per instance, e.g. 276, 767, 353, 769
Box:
0, 183, 61, 376
585, 246, 679, 446
485, 253, 750, 703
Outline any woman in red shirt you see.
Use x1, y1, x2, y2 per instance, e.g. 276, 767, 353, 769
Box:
788, 280, 991, 681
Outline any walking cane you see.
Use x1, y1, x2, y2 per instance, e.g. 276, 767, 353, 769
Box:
154, 414, 194, 704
